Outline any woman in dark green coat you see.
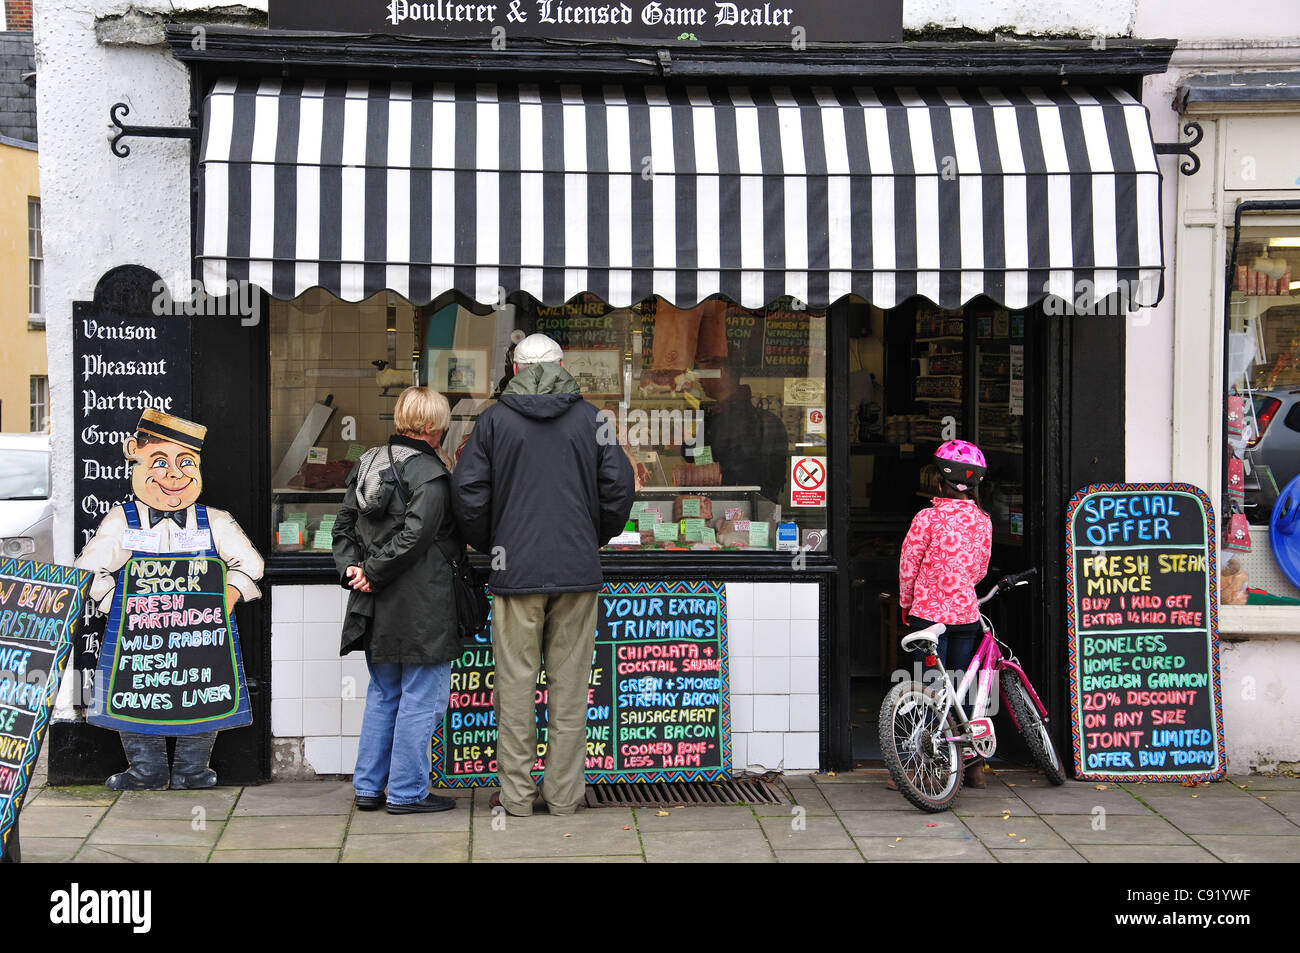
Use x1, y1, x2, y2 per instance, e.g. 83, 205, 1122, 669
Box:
332, 386, 462, 815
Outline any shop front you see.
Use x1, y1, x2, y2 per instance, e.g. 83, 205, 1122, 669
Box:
50, 15, 1174, 784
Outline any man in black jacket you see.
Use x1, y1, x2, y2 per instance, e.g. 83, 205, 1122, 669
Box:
452, 333, 634, 816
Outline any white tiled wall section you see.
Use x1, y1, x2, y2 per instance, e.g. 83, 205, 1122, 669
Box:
725, 582, 820, 773
270, 581, 822, 776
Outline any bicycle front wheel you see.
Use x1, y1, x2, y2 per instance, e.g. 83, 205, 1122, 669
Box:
878, 681, 964, 812
999, 669, 1067, 785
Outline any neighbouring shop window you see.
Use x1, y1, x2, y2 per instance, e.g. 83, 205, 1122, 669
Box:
28, 197, 42, 328
28, 376, 46, 432
1223, 223, 1300, 605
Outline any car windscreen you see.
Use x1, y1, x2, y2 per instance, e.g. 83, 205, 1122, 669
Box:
0, 450, 50, 500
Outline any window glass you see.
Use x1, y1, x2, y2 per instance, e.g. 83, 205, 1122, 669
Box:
1223, 225, 1300, 604
28, 198, 41, 322
269, 290, 419, 552
28, 376, 47, 432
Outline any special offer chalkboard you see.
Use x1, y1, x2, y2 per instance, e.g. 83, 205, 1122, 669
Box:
431, 581, 729, 786
90, 557, 251, 734
1066, 484, 1225, 781
0, 559, 92, 854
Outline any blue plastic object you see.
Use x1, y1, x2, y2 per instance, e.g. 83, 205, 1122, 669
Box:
1268, 474, 1300, 589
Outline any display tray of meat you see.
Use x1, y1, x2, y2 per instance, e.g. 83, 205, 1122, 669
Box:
672, 462, 722, 487
672, 494, 714, 522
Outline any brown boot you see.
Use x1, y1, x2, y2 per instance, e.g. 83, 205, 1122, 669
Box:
964, 759, 987, 789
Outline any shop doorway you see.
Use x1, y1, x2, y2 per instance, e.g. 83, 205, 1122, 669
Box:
845, 299, 1044, 766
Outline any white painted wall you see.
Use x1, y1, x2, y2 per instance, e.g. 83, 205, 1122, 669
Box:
1222, 639, 1300, 773
36, 1, 199, 565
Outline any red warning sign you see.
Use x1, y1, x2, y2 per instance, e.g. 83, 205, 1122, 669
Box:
791, 456, 827, 507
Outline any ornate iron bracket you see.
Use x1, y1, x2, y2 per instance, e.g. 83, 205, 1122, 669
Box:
109, 102, 200, 158
1153, 120, 1204, 176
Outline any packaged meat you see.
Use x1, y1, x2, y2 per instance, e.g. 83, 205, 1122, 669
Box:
714, 518, 751, 547
672, 462, 722, 486
673, 494, 714, 521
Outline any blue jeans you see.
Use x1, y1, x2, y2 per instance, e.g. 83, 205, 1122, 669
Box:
353, 654, 451, 805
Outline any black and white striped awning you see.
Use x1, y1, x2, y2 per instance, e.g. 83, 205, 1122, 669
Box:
199, 78, 1163, 312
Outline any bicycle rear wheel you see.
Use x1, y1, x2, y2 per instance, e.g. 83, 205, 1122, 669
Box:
999, 669, 1067, 785
878, 681, 964, 812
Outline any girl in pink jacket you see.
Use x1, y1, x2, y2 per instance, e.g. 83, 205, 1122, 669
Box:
897, 440, 992, 786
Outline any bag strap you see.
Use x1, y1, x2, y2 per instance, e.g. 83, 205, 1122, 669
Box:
386, 443, 462, 568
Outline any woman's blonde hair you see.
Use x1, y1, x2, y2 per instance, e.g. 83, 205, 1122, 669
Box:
393, 386, 450, 436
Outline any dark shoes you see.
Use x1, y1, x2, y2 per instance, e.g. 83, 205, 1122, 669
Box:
105, 769, 169, 792
386, 794, 456, 814
171, 769, 218, 790
354, 794, 384, 811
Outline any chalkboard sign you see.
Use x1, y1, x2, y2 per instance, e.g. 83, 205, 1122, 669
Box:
89, 557, 251, 734
0, 559, 92, 854
431, 580, 729, 786
1066, 484, 1226, 781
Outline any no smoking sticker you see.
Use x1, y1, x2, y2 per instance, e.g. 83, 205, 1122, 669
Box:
791, 456, 827, 507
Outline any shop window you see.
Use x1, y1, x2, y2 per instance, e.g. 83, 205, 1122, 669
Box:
1223, 224, 1300, 605
269, 291, 829, 556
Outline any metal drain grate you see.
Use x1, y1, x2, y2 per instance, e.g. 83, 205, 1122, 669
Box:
585, 779, 787, 808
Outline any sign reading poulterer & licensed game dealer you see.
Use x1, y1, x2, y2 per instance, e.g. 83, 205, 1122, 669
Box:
269, 0, 903, 43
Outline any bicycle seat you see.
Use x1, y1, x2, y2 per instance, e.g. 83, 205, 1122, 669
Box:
900, 623, 946, 654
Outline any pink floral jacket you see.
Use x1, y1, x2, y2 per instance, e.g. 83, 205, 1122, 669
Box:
898, 497, 992, 625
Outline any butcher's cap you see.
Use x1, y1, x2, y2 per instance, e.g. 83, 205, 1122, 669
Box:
513, 333, 564, 366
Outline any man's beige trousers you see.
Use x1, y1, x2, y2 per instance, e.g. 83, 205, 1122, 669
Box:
491, 590, 598, 816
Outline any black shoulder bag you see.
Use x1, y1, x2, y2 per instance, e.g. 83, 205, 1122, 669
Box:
387, 445, 491, 639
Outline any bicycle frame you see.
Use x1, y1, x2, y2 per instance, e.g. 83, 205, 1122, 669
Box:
924, 596, 1051, 752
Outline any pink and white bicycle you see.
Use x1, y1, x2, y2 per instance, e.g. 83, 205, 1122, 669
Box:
879, 568, 1067, 812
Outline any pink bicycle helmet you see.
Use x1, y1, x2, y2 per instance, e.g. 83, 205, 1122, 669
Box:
934, 439, 986, 491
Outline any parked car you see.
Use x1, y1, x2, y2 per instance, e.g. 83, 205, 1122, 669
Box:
1242, 389, 1300, 523
0, 433, 53, 562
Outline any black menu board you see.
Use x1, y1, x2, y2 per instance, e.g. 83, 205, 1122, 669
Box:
0, 559, 92, 855
1067, 484, 1225, 781
72, 304, 191, 551
432, 581, 729, 786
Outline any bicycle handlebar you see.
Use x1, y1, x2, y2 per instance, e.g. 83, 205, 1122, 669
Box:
978, 567, 1039, 605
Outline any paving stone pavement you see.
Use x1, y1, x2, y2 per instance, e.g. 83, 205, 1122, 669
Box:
16, 767, 1300, 862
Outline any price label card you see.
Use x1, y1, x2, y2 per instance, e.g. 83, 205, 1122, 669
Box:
122, 527, 161, 553
680, 498, 701, 518
682, 518, 706, 541
725, 507, 746, 521
700, 527, 717, 547
748, 522, 770, 548
312, 529, 334, 549
346, 443, 366, 462
693, 446, 714, 465
307, 446, 329, 464
636, 513, 660, 532
277, 522, 302, 546
653, 523, 679, 544
174, 528, 213, 552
